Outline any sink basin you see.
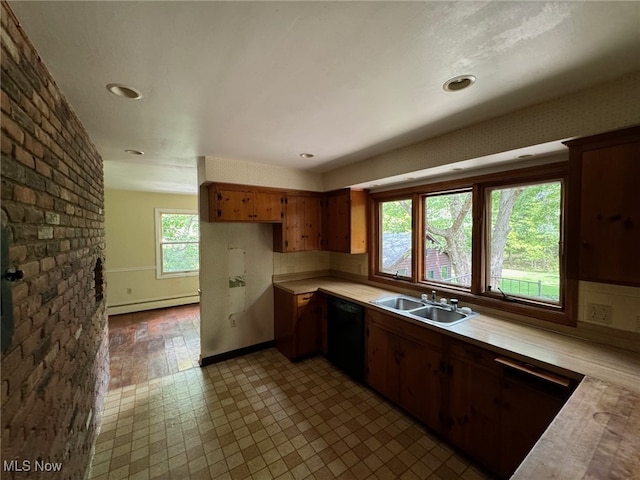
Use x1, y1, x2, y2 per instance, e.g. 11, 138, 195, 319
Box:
409, 305, 468, 324
371, 295, 475, 326
373, 296, 423, 310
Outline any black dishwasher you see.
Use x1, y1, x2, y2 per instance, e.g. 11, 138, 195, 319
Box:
327, 296, 365, 382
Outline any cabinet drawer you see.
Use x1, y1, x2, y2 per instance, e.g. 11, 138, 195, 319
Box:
449, 340, 500, 373
297, 293, 315, 307
366, 308, 442, 349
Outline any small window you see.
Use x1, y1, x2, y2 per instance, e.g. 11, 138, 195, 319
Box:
379, 199, 413, 278
156, 209, 199, 278
486, 181, 561, 303
423, 191, 472, 287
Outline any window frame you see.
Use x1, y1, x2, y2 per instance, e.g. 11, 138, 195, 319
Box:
155, 208, 200, 279
369, 162, 576, 326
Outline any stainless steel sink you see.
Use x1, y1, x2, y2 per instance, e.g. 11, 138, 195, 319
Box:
409, 305, 468, 324
371, 295, 475, 326
373, 296, 423, 310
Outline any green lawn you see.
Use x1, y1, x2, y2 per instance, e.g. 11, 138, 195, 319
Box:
498, 269, 559, 301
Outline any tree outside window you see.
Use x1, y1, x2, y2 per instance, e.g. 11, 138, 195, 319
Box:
156, 209, 199, 278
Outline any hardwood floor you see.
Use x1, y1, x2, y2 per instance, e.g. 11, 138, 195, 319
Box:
108, 304, 200, 390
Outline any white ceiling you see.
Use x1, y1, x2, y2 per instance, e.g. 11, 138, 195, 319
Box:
9, 1, 640, 194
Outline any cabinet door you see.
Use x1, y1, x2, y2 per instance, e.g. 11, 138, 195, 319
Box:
447, 345, 501, 472
254, 191, 283, 222
215, 188, 253, 221
294, 294, 322, 358
324, 193, 350, 252
284, 196, 305, 251
304, 196, 323, 251
496, 368, 570, 478
579, 141, 640, 284
398, 335, 442, 431
365, 321, 399, 403
274, 288, 295, 360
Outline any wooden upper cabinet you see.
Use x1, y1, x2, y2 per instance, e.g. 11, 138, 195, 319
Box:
274, 194, 322, 252
565, 126, 640, 286
322, 189, 367, 254
209, 184, 284, 222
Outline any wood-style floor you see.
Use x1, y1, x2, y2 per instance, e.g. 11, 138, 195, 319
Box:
108, 304, 200, 390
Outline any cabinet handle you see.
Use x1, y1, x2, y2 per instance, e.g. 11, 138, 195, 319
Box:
494, 357, 571, 388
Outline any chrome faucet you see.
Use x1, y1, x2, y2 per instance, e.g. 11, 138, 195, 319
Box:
431, 290, 436, 303
450, 299, 459, 311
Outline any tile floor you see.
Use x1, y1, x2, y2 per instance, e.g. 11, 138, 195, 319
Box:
108, 304, 201, 389
91, 339, 495, 480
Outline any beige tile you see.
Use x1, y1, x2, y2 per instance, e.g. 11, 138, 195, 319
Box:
91, 348, 493, 480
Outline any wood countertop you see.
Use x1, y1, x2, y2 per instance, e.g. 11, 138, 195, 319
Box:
274, 276, 640, 479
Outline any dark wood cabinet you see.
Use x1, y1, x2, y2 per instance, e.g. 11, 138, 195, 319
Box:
323, 189, 367, 253
274, 194, 322, 252
565, 126, 640, 286
364, 308, 576, 479
209, 184, 284, 222
446, 341, 574, 479
447, 340, 502, 471
274, 287, 324, 360
365, 309, 443, 431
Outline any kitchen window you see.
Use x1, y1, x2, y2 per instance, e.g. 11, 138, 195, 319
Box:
155, 209, 199, 279
370, 163, 574, 326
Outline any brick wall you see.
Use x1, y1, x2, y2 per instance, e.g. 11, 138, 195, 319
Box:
1, 2, 109, 479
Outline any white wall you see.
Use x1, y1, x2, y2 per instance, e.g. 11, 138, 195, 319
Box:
198, 158, 322, 359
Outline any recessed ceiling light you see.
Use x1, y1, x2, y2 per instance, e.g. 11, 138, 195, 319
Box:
300, 153, 314, 159
516, 153, 535, 159
451, 167, 464, 171
443, 75, 476, 92
125, 149, 144, 155
107, 83, 143, 99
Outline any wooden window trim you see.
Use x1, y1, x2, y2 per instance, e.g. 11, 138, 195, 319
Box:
369, 162, 577, 327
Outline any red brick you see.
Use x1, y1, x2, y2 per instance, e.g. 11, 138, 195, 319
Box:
13, 184, 36, 204
1, 110, 24, 144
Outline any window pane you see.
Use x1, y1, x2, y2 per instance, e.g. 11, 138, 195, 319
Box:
161, 214, 199, 242
380, 199, 412, 277
424, 191, 472, 287
488, 182, 561, 303
162, 243, 199, 273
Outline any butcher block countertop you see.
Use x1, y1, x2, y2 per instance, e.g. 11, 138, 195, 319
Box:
274, 276, 640, 480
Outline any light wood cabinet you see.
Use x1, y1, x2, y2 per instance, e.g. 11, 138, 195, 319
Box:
566, 126, 640, 286
274, 194, 322, 252
322, 189, 367, 253
209, 184, 284, 222
274, 287, 324, 360
365, 309, 443, 431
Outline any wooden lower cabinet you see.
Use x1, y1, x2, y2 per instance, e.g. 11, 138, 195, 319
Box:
364, 308, 576, 479
274, 287, 324, 360
447, 341, 502, 472
366, 309, 444, 432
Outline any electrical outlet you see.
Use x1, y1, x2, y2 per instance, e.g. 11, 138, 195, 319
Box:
587, 303, 613, 325
230, 316, 237, 328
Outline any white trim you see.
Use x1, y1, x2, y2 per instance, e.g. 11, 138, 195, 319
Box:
106, 265, 156, 273
107, 294, 200, 316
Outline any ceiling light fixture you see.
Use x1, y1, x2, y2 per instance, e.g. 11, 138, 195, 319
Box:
125, 149, 144, 155
107, 83, 143, 99
300, 153, 314, 159
516, 153, 535, 159
443, 75, 476, 92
